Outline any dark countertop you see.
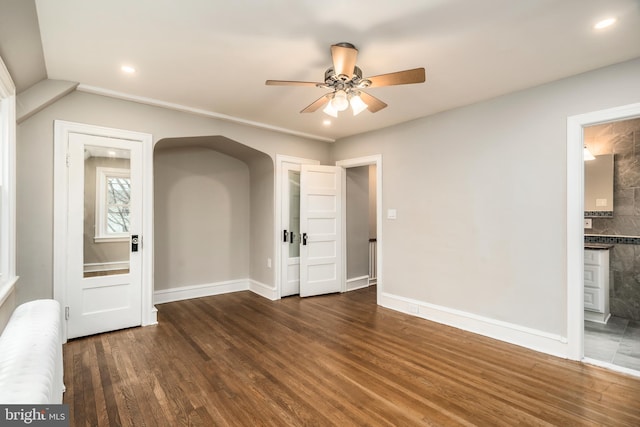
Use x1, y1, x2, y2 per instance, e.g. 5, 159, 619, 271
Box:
585, 243, 614, 250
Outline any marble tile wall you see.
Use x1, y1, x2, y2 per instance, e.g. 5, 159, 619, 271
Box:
586, 118, 640, 320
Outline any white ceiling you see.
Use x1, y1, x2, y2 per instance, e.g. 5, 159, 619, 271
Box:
34, 0, 640, 141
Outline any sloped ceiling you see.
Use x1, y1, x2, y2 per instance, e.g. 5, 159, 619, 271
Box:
0, 0, 46, 92
25, 0, 640, 140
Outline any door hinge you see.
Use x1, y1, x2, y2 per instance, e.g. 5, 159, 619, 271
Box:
65, 154, 71, 168
65, 306, 69, 320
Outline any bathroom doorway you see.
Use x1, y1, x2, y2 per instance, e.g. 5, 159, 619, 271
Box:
582, 117, 640, 373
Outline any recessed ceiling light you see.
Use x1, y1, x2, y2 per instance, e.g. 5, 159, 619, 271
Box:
121, 65, 136, 74
322, 120, 331, 126
594, 17, 616, 30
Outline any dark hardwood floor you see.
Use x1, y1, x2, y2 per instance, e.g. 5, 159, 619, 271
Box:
63, 286, 640, 426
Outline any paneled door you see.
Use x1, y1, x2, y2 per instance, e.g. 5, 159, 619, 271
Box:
299, 165, 343, 297
66, 133, 143, 339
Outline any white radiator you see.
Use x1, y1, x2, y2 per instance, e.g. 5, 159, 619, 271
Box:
0, 299, 64, 404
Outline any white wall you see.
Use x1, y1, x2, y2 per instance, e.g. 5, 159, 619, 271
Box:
154, 146, 250, 290
16, 90, 331, 304
332, 58, 640, 344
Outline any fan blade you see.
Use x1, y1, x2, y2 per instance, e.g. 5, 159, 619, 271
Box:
331, 43, 358, 78
301, 94, 331, 113
266, 80, 323, 87
365, 68, 426, 88
359, 91, 387, 113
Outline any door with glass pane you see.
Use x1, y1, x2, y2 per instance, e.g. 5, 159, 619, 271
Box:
281, 163, 301, 297
66, 133, 142, 339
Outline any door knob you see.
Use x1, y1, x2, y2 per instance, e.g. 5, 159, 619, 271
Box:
302, 233, 308, 246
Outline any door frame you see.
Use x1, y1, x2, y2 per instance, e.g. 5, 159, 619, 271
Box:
53, 120, 156, 341
275, 155, 319, 298
336, 155, 382, 303
566, 102, 640, 361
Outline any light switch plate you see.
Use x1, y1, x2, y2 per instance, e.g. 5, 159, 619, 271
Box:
387, 209, 397, 220
584, 218, 592, 229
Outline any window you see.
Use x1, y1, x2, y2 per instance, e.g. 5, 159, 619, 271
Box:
95, 167, 131, 242
0, 55, 17, 303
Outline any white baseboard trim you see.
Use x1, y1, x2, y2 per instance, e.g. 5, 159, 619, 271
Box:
379, 292, 569, 359
346, 276, 369, 292
145, 306, 158, 326
154, 279, 249, 304
249, 280, 278, 301
584, 310, 611, 324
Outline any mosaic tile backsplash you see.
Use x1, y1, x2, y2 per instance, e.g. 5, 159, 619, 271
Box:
584, 118, 640, 321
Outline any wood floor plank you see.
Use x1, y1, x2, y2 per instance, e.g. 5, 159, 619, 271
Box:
63, 287, 640, 426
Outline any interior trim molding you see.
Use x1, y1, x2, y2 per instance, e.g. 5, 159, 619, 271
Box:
76, 84, 335, 143
336, 155, 383, 305
346, 276, 369, 292
153, 279, 277, 305
154, 279, 250, 305
249, 280, 278, 301
380, 292, 569, 359
0, 56, 14, 98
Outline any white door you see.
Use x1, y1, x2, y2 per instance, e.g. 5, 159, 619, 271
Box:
299, 165, 343, 297
66, 133, 143, 339
281, 163, 301, 297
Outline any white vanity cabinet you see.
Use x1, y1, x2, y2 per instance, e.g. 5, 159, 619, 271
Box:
584, 248, 611, 324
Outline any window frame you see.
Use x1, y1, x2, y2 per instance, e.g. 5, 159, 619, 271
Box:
0, 56, 17, 306
94, 166, 131, 242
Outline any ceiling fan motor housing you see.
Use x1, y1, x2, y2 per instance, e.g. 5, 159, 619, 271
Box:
322, 66, 371, 90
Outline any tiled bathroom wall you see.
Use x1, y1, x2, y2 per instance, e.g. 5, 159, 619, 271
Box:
586, 118, 640, 320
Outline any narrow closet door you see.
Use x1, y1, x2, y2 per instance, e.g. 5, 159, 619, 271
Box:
299, 165, 343, 297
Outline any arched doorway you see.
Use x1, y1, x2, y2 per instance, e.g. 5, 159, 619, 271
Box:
153, 136, 275, 304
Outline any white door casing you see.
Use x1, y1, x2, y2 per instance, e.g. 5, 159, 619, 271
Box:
566, 102, 640, 361
336, 155, 383, 303
54, 121, 156, 341
299, 164, 343, 297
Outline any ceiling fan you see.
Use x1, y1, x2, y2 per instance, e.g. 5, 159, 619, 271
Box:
265, 42, 426, 117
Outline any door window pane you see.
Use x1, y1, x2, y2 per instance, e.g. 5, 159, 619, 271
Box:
289, 171, 300, 258
83, 146, 131, 277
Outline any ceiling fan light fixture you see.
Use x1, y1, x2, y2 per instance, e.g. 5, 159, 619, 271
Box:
330, 89, 349, 111
349, 93, 368, 116
323, 101, 338, 117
